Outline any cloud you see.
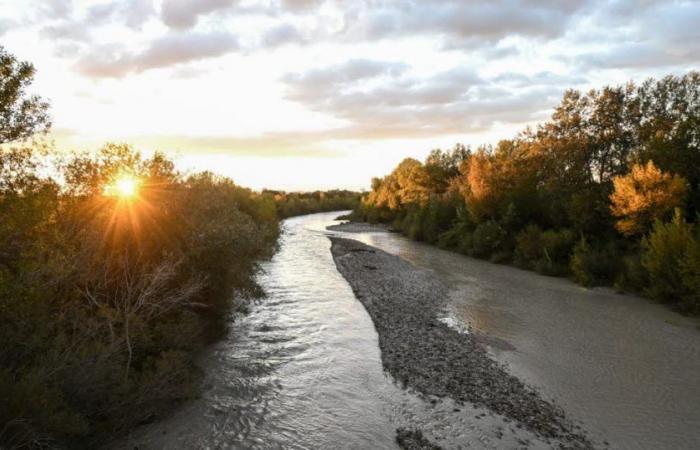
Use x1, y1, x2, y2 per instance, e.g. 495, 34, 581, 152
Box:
0, 18, 18, 36
565, 0, 700, 70
261, 23, 305, 48
335, 0, 592, 46
40, 0, 74, 20
284, 59, 409, 96
74, 31, 240, 78
38, 0, 156, 46
279, 0, 326, 13
282, 60, 563, 138
40, 21, 91, 42
161, 0, 237, 29
576, 43, 687, 70
492, 71, 588, 88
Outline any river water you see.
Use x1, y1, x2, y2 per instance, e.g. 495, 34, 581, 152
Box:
116, 212, 700, 449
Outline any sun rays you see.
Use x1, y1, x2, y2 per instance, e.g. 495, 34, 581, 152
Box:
105, 174, 141, 199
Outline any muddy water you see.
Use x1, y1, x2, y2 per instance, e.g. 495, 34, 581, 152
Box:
351, 226, 700, 450
114, 212, 545, 450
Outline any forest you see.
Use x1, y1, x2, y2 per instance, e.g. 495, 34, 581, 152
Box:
0, 46, 350, 448
264, 189, 360, 218
353, 72, 700, 314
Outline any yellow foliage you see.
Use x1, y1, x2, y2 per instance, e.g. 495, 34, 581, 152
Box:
364, 158, 430, 210
610, 161, 687, 236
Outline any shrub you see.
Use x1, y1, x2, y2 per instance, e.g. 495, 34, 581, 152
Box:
514, 224, 544, 267
641, 211, 697, 311
469, 220, 506, 258
570, 237, 621, 286
614, 250, 648, 294
515, 226, 575, 275
537, 229, 576, 275
681, 232, 700, 312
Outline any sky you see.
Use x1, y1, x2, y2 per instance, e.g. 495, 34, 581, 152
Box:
0, 0, 698, 191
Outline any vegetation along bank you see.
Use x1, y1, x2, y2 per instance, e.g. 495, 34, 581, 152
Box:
350, 72, 700, 315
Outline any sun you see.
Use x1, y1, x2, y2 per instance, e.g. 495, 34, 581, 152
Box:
106, 174, 141, 199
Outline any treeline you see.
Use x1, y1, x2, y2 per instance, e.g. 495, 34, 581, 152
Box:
264, 189, 361, 218
353, 72, 700, 314
1, 144, 280, 447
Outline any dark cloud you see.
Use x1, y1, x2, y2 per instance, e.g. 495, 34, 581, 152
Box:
161, 0, 237, 29
74, 31, 239, 78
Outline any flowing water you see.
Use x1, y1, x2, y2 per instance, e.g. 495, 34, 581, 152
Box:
115, 212, 700, 449
351, 223, 700, 450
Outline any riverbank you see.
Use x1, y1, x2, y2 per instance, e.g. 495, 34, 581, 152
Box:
329, 236, 594, 448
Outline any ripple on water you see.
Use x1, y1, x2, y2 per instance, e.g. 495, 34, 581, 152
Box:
110, 213, 582, 450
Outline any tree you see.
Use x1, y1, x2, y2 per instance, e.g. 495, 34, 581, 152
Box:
0, 46, 51, 143
610, 161, 687, 236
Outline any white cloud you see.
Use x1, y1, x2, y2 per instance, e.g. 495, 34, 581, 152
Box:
2, 0, 698, 189
74, 31, 240, 78
161, 0, 237, 29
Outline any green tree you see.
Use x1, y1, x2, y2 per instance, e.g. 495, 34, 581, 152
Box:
0, 46, 51, 143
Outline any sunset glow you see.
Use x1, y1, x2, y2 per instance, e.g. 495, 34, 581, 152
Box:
106, 174, 140, 199
2, 1, 697, 190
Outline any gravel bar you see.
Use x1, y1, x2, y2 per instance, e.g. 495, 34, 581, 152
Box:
329, 237, 594, 449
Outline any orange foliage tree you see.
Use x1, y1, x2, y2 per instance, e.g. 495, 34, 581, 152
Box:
610, 161, 687, 236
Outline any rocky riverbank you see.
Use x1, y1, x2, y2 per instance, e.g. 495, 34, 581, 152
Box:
326, 221, 390, 233
329, 236, 594, 449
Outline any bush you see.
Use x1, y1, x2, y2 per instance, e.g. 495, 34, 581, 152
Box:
614, 250, 648, 294
515, 226, 575, 275
537, 229, 576, 275
641, 211, 698, 312
570, 237, 621, 286
514, 224, 544, 266
681, 233, 700, 312
469, 220, 506, 259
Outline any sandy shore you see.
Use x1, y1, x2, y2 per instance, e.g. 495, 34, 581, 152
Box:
330, 237, 594, 449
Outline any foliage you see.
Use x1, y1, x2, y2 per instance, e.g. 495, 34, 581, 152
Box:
0, 46, 51, 143
0, 143, 279, 447
265, 189, 360, 218
610, 161, 687, 236
354, 72, 700, 310
515, 226, 576, 275
570, 238, 621, 287
469, 220, 506, 259
641, 211, 699, 312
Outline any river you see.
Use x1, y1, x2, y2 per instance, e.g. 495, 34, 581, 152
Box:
115, 212, 700, 449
